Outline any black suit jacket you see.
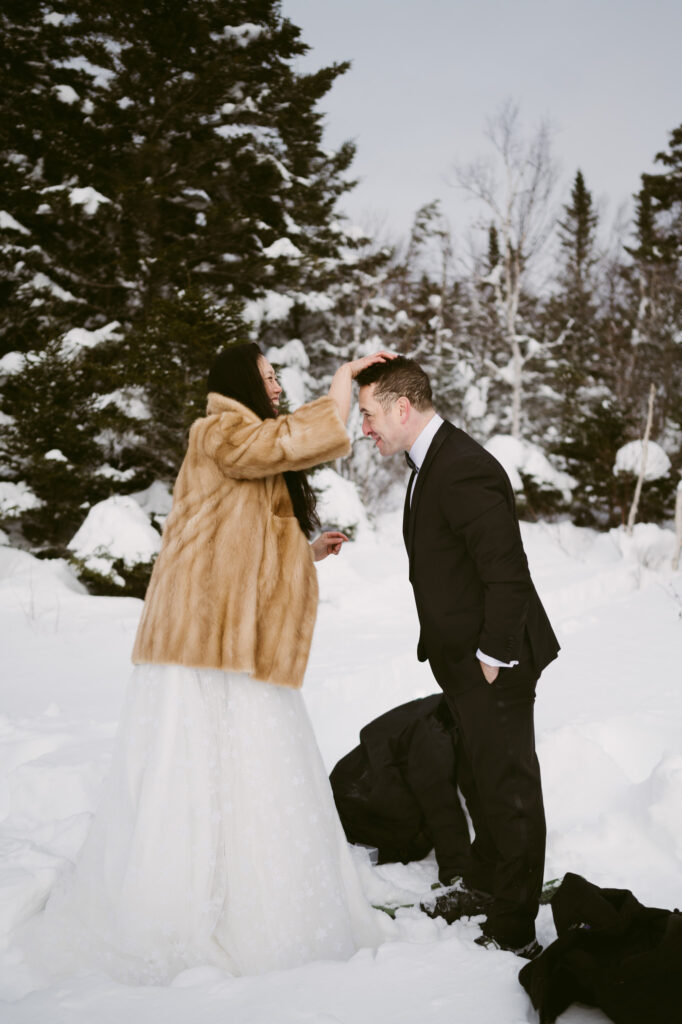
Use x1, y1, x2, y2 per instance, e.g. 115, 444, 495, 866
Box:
403, 421, 559, 690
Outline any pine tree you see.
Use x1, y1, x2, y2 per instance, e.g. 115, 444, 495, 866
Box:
545, 170, 601, 426
1, 340, 114, 551
487, 224, 500, 273
127, 290, 249, 481
640, 123, 682, 261
0, 0, 362, 558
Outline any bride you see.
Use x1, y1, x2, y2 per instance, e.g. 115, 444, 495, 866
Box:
32, 343, 390, 983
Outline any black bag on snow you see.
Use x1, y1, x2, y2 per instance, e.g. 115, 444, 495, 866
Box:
518, 871, 682, 1024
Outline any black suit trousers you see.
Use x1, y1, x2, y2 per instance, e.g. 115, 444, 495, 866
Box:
440, 647, 546, 948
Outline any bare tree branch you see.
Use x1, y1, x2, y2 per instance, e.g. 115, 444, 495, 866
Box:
450, 100, 559, 436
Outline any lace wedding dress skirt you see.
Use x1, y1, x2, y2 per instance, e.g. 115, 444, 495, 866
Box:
30, 664, 382, 983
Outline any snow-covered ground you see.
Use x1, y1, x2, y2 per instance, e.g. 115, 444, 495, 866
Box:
1, 513, 681, 1023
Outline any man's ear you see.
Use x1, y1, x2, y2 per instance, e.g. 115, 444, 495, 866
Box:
397, 396, 411, 421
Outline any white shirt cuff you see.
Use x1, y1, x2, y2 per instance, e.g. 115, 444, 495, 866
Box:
476, 648, 519, 669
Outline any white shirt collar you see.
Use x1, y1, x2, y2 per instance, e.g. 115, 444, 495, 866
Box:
408, 413, 443, 471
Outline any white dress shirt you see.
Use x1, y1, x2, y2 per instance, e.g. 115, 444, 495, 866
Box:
408, 413, 443, 504
407, 413, 517, 670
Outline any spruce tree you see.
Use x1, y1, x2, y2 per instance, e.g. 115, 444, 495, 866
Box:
0, 0, 362, 559
545, 170, 601, 425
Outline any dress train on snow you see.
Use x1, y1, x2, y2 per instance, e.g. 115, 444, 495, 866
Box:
29, 664, 382, 983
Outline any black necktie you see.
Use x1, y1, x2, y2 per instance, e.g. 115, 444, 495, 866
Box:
405, 452, 417, 471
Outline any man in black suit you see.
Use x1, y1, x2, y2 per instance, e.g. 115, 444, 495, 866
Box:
356, 356, 560, 957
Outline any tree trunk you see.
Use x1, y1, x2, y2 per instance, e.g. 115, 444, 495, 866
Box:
626, 383, 656, 536
672, 481, 682, 572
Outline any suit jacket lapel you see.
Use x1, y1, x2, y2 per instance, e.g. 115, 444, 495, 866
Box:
406, 420, 452, 565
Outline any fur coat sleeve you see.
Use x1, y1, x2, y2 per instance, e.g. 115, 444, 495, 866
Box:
202, 392, 350, 478
132, 394, 351, 689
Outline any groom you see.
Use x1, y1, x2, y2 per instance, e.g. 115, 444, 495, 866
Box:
356, 356, 559, 957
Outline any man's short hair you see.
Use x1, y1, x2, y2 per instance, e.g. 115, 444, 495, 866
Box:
356, 356, 433, 412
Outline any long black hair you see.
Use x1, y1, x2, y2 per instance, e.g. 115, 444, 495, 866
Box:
207, 343, 320, 538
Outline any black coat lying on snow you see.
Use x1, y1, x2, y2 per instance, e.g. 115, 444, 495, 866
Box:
519, 872, 682, 1024
329, 695, 471, 883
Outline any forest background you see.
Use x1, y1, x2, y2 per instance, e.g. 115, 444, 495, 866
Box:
1, 0, 681, 595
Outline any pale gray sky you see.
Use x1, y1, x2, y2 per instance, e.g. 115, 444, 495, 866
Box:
283, 0, 682, 244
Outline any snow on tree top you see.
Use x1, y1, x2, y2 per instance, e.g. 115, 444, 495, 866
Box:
215, 24, 266, 47
243, 291, 294, 326
0, 352, 25, 377
614, 440, 671, 481
0, 211, 30, 234
314, 468, 369, 538
0, 482, 43, 517
297, 292, 335, 313
266, 339, 309, 370
214, 124, 280, 146
25, 273, 78, 304
53, 84, 80, 105
68, 496, 161, 570
69, 188, 111, 216
262, 238, 302, 260
93, 387, 150, 420
330, 222, 369, 242
485, 435, 577, 501
55, 56, 115, 89
130, 481, 173, 519
95, 465, 137, 483
60, 322, 122, 360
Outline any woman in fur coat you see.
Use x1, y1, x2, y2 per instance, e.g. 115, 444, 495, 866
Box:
31, 344, 390, 984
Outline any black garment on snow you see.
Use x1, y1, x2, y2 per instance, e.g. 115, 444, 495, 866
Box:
329, 695, 471, 880
518, 872, 682, 1024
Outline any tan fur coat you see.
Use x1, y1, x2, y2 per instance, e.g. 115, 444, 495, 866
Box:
132, 393, 351, 688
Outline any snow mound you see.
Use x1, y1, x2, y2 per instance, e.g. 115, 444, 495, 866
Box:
0, 546, 86, 594
485, 435, 576, 500
614, 440, 671, 480
130, 481, 174, 521
314, 468, 369, 539
67, 496, 161, 581
616, 521, 677, 570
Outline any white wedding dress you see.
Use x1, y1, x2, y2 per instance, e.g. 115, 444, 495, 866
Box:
30, 664, 382, 983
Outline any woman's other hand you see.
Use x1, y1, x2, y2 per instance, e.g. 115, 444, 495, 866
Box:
311, 531, 349, 562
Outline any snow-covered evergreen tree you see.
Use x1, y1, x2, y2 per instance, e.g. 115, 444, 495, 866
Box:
0, 0, 365, 566
548, 170, 601, 412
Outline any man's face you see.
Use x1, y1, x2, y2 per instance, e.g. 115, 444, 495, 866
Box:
358, 384, 406, 456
